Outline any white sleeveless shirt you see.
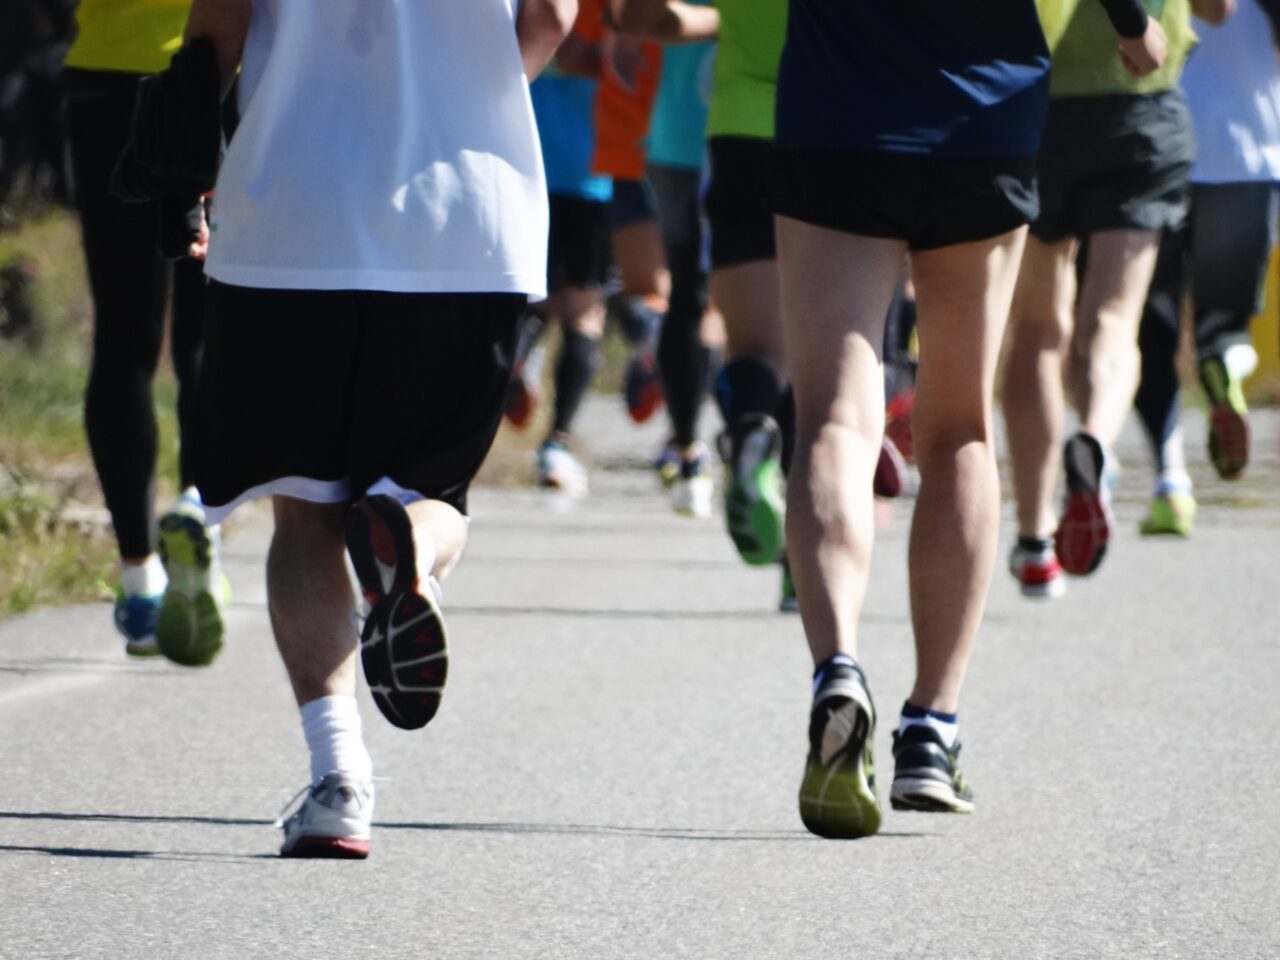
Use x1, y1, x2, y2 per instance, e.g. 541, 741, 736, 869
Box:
206, 0, 548, 297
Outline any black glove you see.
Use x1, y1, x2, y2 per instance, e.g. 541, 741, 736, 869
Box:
157, 194, 206, 260
111, 37, 223, 203
132, 36, 222, 185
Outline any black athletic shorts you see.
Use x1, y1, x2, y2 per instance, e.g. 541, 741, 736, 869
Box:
197, 281, 525, 522
609, 178, 656, 232
548, 193, 610, 291
706, 136, 777, 268
772, 149, 1038, 250
1032, 91, 1194, 243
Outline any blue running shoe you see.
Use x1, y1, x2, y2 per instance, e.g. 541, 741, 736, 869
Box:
114, 590, 162, 658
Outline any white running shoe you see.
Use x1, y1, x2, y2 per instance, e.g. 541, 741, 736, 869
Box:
1008, 541, 1066, 599
277, 773, 374, 859
537, 440, 588, 497
671, 446, 714, 519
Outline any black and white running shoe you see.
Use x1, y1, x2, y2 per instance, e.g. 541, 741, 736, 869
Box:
345, 495, 447, 731
890, 725, 974, 814
798, 660, 882, 839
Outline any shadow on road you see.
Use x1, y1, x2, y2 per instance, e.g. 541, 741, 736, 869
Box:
374, 821, 935, 842
0, 810, 933, 854
0, 843, 274, 863
401, 607, 915, 624
0, 657, 167, 677
0, 810, 269, 827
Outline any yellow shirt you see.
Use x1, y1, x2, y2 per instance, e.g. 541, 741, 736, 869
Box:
1038, 0, 1196, 96
64, 0, 191, 75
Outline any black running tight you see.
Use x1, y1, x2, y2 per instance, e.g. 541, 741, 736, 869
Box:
649, 163, 710, 449
1135, 182, 1277, 462
64, 69, 206, 559
551, 328, 601, 437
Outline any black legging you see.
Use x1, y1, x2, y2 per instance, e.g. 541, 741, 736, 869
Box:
64, 69, 206, 559
1135, 182, 1276, 466
649, 163, 709, 449
1134, 226, 1185, 463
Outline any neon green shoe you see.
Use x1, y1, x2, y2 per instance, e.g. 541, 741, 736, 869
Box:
1138, 491, 1196, 538
156, 493, 227, 667
724, 415, 785, 567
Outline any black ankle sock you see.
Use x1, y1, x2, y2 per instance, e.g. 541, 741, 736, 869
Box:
1017, 535, 1053, 554
901, 700, 958, 725
723, 356, 783, 424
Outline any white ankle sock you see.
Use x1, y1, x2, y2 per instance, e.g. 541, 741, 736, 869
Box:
1155, 469, 1192, 497
121, 555, 166, 598
898, 712, 959, 749
300, 695, 373, 785
416, 534, 437, 586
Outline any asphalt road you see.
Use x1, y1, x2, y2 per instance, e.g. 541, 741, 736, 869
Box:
1, 398, 1278, 960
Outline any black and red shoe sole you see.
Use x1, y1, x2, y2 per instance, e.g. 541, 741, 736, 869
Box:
1055, 434, 1111, 576
1208, 404, 1249, 480
345, 495, 448, 731
624, 356, 665, 425
873, 435, 907, 499
281, 835, 371, 860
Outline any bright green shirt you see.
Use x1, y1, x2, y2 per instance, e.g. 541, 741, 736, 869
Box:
1041, 0, 1197, 97
64, 0, 190, 75
707, 0, 787, 140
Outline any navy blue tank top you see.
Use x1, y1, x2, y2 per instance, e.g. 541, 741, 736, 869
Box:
775, 0, 1052, 158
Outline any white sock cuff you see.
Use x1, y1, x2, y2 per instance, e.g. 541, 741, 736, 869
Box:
417, 535, 438, 584
898, 713, 959, 750
300, 694, 361, 727
300, 695, 371, 784
121, 555, 167, 598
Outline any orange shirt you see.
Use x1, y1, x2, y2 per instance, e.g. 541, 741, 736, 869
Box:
574, 0, 662, 181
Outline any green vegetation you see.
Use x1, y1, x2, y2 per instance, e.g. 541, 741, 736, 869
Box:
0, 210, 180, 618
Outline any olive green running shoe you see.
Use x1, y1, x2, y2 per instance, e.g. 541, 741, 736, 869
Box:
1138, 491, 1196, 538
724, 415, 785, 567
156, 494, 227, 667
799, 660, 883, 840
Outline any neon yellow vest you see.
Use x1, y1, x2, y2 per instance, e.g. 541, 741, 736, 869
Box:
1038, 0, 1196, 97
64, 0, 191, 75
708, 0, 788, 140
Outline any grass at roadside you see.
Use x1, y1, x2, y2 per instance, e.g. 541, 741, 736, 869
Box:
0, 478, 115, 616
0, 210, 180, 618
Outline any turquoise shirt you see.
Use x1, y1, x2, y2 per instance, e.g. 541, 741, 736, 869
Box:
647, 39, 716, 170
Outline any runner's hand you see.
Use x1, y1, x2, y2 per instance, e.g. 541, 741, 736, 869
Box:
1118, 18, 1167, 77
604, 32, 648, 93
189, 199, 211, 261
